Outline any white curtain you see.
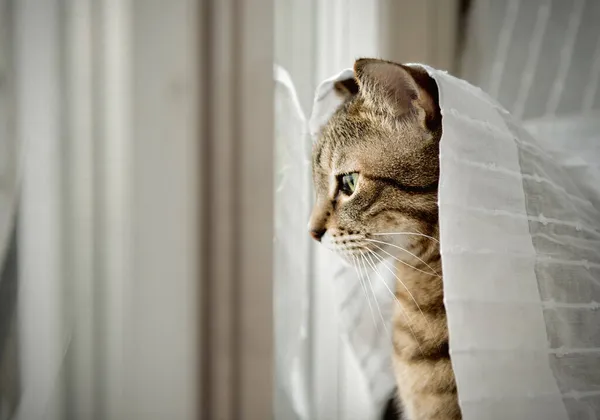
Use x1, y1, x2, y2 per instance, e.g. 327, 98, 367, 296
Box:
9, 1, 203, 419
459, 0, 600, 120
273, 65, 311, 420
455, 3, 600, 415
428, 65, 600, 419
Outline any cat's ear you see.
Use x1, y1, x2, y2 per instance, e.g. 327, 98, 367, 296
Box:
353, 58, 439, 128
333, 77, 359, 99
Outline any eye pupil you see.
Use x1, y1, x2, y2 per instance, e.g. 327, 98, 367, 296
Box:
340, 172, 359, 195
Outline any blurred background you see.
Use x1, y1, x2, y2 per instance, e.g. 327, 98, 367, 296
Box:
0, 0, 598, 419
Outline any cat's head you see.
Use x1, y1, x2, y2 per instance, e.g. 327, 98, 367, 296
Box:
309, 58, 441, 264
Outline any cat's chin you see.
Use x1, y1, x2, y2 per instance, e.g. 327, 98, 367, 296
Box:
322, 246, 364, 268
331, 249, 385, 271
335, 253, 356, 268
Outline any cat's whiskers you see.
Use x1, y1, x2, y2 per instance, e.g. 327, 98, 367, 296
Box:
362, 248, 425, 356
365, 238, 440, 276
351, 254, 378, 330
371, 231, 439, 243
369, 243, 440, 277
359, 250, 388, 337
367, 250, 432, 333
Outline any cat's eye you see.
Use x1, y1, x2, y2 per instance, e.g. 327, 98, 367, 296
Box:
339, 172, 359, 196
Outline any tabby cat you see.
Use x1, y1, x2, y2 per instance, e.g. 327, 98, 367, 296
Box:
309, 58, 461, 420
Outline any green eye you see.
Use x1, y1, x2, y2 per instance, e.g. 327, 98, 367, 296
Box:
340, 172, 359, 195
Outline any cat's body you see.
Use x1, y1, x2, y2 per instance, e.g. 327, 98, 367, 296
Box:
391, 239, 459, 420
309, 59, 461, 420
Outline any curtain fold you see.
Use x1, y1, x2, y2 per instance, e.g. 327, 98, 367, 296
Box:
428, 64, 600, 420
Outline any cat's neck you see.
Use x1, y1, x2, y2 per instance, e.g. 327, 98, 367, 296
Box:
392, 240, 448, 355
394, 239, 443, 312
392, 239, 446, 348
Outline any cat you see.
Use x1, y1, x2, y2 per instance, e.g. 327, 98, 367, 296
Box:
309, 58, 461, 420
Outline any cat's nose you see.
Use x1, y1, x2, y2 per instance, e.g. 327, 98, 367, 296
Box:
309, 227, 326, 242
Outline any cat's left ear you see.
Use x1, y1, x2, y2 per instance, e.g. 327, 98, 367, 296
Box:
333, 77, 359, 99
353, 58, 439, 129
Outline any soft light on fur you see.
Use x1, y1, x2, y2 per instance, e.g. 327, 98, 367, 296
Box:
309, 58, 461, 420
